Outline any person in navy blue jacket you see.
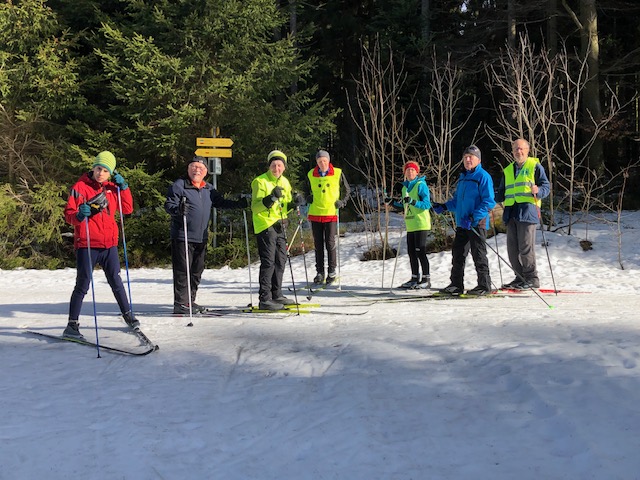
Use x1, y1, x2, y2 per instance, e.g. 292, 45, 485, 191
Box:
495, 138, 550, 290
165, 156, 248, 314
432, 145, 496, 295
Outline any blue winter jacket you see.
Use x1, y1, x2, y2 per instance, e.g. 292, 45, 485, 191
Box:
444, 164, 496, 229
495, 162, 550, 225
165, 177, 244, 243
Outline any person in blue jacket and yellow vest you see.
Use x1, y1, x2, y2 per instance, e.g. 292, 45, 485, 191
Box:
251, 150, 303, 310
306, 150, 351, 286
386, 161, 432, 289
495, 138, 550, 290
432, 145, 496, 296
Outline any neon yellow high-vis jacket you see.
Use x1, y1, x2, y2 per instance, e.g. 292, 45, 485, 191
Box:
251, 170, 292, 234
503, 157, 541, 207
307, 167, 342, 218
402, 178, 431, 232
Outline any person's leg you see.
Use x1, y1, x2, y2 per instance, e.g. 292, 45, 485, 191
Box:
171, 239, 189, 306
517, 222, 539, 286
406, 231, 419, 278
189, 242, 207, 303
469, 228, 492, 290
415, 230, 430, 286
311, 221, 325, 280
271, 227, 288, 299
325, 221, 338, 277
506, 218, 523, 281
449, 229, 470, 289
68, 248, 97, 320
257, 227, 277, 302
100, 246, 130, 314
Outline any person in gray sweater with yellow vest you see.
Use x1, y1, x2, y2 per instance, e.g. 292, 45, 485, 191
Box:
495, 138, 550, 290
306, 149, 351, 286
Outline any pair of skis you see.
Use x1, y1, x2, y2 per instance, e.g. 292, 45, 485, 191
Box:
26, 325, 158, 357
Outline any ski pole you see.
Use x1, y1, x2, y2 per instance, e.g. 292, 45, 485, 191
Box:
294, 206, 311, 299
181, 197, 194, 326
490, 209, 503, 287
116, 184, 135, 318
536, 195, 558, 295
84, 217, 101, 358
242, 209, 254, 308
336, 208, 341, 291
471, 226, 553, 308
389, 199, 408, 291
280, 205, 300, 315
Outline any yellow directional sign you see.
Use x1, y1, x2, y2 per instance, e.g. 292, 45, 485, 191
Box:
196, 137, 233, 147
195, 148, 233, 158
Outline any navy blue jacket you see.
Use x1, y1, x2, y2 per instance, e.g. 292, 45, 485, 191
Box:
165, 177, 243, 243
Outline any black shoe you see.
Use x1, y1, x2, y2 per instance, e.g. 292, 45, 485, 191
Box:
466, 286, 493, 296
419, 275, 431, 289
191, 302, 207, 313
313, 272, 325, 285
439, 284, 463, 295
273, 296, 296, 306
173, 304, 192, 314
512, 279, 540, 290
62, 320, 85, 340
502, 278, 521, 289
258, 300, 282, 311
123, 311, 140, 329
325, 273, 337, 285
400, 278, 419, 289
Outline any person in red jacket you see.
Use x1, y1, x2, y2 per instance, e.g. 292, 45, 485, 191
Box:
62, 151, 137, 339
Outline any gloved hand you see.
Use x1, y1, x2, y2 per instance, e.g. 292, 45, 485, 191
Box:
238, 196, 250, 208
459, 216, 473, 230
113, 173, 128, 191
335, 199, 346, 209
383, 195, 395, 206
76, 203, 91, 221
432, 203, 446, 214
403, 196, 415, 206
271, 186, 284, 199
306, 194, 313, 205
179, 197, 188, 215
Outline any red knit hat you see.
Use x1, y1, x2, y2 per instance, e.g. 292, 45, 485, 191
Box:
403, 161, 420, 173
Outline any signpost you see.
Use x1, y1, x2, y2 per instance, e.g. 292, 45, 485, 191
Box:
195, 135, 233, 248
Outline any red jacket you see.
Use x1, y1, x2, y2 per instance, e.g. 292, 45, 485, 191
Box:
64, 172, 134, 249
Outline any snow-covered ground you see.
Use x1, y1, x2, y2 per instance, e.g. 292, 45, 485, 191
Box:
2, 211, 640, 479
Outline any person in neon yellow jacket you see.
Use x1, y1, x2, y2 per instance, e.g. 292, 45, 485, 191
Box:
251, 150, 302, 311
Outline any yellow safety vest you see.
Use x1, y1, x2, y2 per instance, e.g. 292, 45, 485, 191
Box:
503, 157, 541, 207
307, 167, 342, 217
402, 184, 431, 232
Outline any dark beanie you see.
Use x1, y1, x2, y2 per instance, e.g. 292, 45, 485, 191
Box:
463, 145, 481, 161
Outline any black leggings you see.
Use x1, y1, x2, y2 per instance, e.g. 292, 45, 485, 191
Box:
406, 230, 430, 277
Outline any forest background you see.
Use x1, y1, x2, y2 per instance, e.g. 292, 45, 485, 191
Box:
1, 0, 639, 269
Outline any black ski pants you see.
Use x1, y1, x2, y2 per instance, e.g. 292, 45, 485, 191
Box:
449, 227, 491, 290
171, 239, 206, 306
256, 223, 287, 302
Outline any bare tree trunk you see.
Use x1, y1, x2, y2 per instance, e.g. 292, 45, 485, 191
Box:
562, 0, 604, 172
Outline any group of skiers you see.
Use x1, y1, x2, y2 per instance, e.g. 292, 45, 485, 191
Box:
61, 140, 548, 339
61, 148, 350, 338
